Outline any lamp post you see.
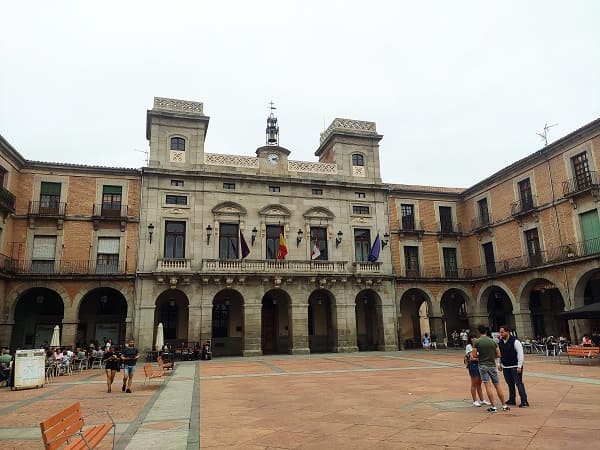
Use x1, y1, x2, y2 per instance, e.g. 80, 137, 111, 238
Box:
148, 223, 155, 243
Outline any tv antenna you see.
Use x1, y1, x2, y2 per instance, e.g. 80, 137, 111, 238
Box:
134, 148, 149, 165
536, 122, 558, 146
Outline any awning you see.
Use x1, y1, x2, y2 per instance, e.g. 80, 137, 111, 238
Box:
556, 302, 600, 320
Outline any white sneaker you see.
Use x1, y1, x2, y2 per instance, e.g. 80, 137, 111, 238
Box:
481, 400, 491, 406
473, 401, 481, 407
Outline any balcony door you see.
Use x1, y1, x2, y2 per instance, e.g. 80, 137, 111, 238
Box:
219, 224, 239, 260
310, 227, 328, 261
404, 246, 420, 277
101, 185, 122, 217
164, 221, 185, 259
401, 204, 415, 230
439, 206, 453, 233
443, 247, 458, 278
580, 210, 600, 255
354, 228, 371, 262
32, 236, 56, 273
482, 242, 496, 275
40, 182, 61, 214
525, 228, 542, 266
572, 152, 592, 190
518, 178, 533, 210
266, 225, 280, 260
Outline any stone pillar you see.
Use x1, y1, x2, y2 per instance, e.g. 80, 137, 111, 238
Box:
124, 317, 133, 344
243, 304, 262, 357
61, 321, 78, 350
137, 305, 156, 352
513, 312, 533, 339
379, 304, 398, 351
333, 303, 358, 353
0, 322, 14, 348
199, 303, 212, 344
429, 315, 445, 349
188, 304, 202, 345
289, 303, 309, 355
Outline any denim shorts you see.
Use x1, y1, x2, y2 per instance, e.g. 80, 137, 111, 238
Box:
124, 365, 136, 376
478, 364, 500, 384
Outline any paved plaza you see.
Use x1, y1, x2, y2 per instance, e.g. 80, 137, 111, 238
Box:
0, 350, 599, 449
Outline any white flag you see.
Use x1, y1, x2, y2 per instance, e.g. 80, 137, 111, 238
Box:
311, 238, 321, 260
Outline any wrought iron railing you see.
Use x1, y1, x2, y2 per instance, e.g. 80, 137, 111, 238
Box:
10, 259, 126, 275
562, 171, 599, 197
399, 217, 424, 233
0, 187, 15, 212
471, 213, 492, 230
437, 221, 461, 235
510, 196, 537, 216
92, 203, 128, 218
28, 201, 67, 216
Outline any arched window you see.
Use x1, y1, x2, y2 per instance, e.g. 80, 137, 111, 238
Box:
170, 137, 186, 151
212, 303, 229, 337
352, 154, 364, 166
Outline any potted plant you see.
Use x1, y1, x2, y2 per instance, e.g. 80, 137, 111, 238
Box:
565, 245, 575, 258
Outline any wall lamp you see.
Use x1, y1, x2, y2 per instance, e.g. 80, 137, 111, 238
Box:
148, 223, 155, 243
335, 230, 343, 247
251, 227, 258, 246
382, 232, 390, 248
296, 228, 303, 247
206, 224, 212, 244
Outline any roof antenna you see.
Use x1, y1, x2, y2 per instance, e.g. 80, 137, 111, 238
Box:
134, 148, 149, 165
536, 122, 558, 146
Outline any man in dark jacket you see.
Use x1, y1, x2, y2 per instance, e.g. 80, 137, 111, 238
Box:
498, 326, 529, 408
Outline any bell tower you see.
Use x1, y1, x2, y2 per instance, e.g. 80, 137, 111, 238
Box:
265, 101, 279, 146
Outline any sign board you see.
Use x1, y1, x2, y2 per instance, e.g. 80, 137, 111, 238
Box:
13, 349, 45, 390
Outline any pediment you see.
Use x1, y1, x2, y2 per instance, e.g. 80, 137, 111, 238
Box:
303, 207, 335, 221
212, 202, 247, 216
259, 204, 291, 218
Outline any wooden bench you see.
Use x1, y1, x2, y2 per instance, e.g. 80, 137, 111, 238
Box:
143, 363, 165, 384
558, 345, 600, 366
157, 355, 174, 372
40, 401, 115, 450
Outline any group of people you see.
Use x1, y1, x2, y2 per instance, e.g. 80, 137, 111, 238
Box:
451, 329, 470, 348
100, 339, 139, 393
465, 324, 529, 413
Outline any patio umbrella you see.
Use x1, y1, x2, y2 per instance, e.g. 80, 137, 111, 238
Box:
556, 302, 600, 320
50, 325, 60, 348
155, 322, 164, 351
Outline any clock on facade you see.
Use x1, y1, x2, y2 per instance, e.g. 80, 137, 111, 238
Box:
267, 153, 280, 165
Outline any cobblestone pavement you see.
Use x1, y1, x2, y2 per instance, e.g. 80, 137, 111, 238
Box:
2, 350, 598, 449
200, 350, 600, 449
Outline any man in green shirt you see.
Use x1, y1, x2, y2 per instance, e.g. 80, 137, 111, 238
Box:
471, 325, 509, 413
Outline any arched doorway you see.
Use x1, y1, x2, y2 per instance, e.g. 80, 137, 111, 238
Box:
155, 290, 189, 349
78, 288, 127, 347
11, 288, 64, 349
487, 287, 514, 332
526, 279, 567, 339
308, 289, 336, 353
355, 289, 383, 351
261, 290, 291, 354
571, 270, 600, 341
399, 288, 431, 349
212, 289, 243, 357
440, 288, 470, 344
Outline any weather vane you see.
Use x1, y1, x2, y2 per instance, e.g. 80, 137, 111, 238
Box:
536, 122, 558, 146
266, 101, 279, 146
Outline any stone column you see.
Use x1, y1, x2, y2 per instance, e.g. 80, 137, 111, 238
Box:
137, 305, 156, 352
243, 303, 262, 357
0, 322, 14, 349
428, 315, 445, 349
289, 303, 309, 355
513, 312, 533, 339
188, 304, 202, 345
379, 303, 398, 351
61, 321, 78, 350
333, 303, 358, 353
199, 303, 212, 344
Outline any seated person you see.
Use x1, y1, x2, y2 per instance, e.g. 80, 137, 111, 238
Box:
0, 349, 12, 382
582, 335, 593, 347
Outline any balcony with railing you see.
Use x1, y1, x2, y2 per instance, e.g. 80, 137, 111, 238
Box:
156, 258, 192, 272
399, 266, 470, 279
471, 213, 493, 232
0, 187, 15, 215
28, 201, 67, 217
437, 221, 461, 239
202, 259, 348, 274
510, 196, 538, 218
562, 171, 600, 198
92, 203, 128, 219
11, 259, 126, 275
353, 261, 381, 274
399, 217, 424, 238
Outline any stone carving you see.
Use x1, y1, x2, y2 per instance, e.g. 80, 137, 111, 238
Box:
170, 150, 185, 163
352, 166, 366, 177
154, 97, 204, 114
205, 153, 259, 168
320, 118, 377, 143
288, 160, 337, 175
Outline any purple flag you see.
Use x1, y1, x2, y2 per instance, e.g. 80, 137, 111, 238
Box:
240, 230, 250, 259
368, 233, 381, 262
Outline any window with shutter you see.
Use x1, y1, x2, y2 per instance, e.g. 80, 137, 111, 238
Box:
32, 236, 56, 273
97, 237, 120, 273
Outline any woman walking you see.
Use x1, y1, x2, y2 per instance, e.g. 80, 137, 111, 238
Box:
465, 335, 490, 407
102, 345, 121, 393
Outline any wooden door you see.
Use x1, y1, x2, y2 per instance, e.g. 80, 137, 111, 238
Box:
261, 305, 276, 354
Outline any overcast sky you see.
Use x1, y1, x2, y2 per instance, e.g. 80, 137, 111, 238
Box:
1, 1, 599, 188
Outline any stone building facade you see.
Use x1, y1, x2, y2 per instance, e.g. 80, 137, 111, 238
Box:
0, 135, 140, 350
135, 97, 397, 355
390, 119, 600, 347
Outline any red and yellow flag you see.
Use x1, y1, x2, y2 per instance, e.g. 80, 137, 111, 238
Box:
277, 226, 288, 259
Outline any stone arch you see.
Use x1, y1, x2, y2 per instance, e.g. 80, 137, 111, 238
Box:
518, 277, 568, 340
154, 289, 190, 348
10, 287, 65, 349
355, 289, 383, 351
439, 287, 471, 344
260, 289, 292, 355
308, 289, 337, 353
78, 287, 128, 348
7, 282, 70, 321
211, 288, 244, 357
478, 283, 516, 332
258, 204, 292, 219
398, 288, 432, 349
303, 207, 335, 221
212, 201, 248, 216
